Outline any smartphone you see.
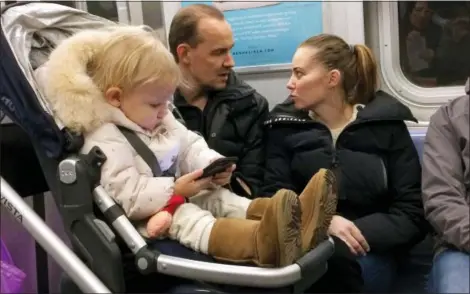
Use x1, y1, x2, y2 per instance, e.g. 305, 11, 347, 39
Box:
197, 157, 238, 180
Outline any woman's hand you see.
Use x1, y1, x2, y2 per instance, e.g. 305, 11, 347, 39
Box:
235, 177, 252, 196
328, 215, 370, 256
174, 169, 213, 198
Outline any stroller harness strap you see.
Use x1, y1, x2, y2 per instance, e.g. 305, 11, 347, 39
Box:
116, 126, 176, 178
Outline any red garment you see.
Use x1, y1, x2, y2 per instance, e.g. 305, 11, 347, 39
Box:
160, 195, 185, 215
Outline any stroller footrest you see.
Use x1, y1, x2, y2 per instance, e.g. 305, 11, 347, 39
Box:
155, 254, 300, 288
150, 238, 334, 289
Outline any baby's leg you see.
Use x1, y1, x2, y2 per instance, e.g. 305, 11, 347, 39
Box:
168, 203, 216, 253
170, 193, 303, 267
190, 188, 252, 218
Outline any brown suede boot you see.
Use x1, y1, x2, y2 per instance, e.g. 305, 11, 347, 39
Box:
245, 197, 271, 220
245, 169, 338, 254
208, 189, 302, 267
299, 169, 337, 253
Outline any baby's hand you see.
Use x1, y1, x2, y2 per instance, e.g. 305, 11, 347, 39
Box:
174, 169, 213, 198
146, 211, 172, 238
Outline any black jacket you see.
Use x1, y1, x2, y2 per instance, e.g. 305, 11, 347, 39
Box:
262, 91, 427, 253
173, 72, 269, 197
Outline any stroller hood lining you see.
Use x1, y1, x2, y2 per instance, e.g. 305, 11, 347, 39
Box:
1, 2, 117, 129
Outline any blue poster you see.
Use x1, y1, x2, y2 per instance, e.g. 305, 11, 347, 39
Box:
181, 1, 323, 68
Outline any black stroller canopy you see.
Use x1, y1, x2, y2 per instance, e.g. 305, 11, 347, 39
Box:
0, 2, 115, 158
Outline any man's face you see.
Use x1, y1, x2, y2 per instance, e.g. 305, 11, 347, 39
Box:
181, 17, 235, 90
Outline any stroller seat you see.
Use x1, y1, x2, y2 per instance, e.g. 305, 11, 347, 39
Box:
0, 2, 334, 293
152, 239, 215, 263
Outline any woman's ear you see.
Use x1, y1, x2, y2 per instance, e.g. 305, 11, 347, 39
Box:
327, 69, 342, 88
104, 87, 123, 107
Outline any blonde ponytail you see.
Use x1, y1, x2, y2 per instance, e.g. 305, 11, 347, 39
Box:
352, 44, 378, 104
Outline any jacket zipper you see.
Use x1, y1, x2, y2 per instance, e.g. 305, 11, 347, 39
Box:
307, 121, 345, 169
203, 98, 226, 140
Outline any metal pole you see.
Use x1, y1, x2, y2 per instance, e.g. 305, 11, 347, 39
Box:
1, 178, 111, 293
32, 194, 50, 294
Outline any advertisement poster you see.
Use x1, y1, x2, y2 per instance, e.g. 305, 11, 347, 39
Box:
181, 1, 323, 69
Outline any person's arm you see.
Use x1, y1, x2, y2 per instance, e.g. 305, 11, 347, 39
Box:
261, 126, 296, 196
406, 31, 428, 72
82, 125, 174, 221
232, 94, 269, 197
422, 106, 469, 252
354, 122, 427, 252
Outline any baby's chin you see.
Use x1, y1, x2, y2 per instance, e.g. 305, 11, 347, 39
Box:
141, 120, 163, 132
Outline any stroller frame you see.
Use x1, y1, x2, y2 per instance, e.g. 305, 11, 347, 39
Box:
1, 178, 111, 293
0, 2, 334, 293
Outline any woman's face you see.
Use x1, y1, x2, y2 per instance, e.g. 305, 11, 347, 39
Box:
286, 47, 337, 110
410, 2, 433, 31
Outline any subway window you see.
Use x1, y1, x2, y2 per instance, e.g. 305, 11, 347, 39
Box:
398, 1, 470, 88
141, 1, 164, 30
86, 1, 119, 22
141, 1, 167, 42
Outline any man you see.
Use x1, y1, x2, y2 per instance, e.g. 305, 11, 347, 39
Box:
168, 4, 269, 198
422, 79, 469, 294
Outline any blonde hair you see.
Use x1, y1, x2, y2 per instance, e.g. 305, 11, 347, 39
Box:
88, 26, 181, 93
40, 25, 181, 134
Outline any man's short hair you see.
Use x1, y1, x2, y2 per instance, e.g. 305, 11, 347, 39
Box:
168, 4, 225, 62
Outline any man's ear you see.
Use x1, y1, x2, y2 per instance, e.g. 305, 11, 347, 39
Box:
176, 43, 192, 64
327, 69, 342, 88
104, 87, 123, 107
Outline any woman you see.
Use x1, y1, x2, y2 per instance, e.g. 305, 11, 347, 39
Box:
261, 34, 428, 292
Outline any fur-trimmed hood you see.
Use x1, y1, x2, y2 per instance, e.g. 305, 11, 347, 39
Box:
35, 26, 149, 135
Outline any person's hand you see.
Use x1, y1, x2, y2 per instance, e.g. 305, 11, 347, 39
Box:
174, 169, 213, 198
420, 49, 434, 62
328, 215, 370, 256
211, 161, 236, 186
406, 30, 421, 42
235, 177, 251, 196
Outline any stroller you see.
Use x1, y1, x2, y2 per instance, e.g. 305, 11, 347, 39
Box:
0, 2, 334, 293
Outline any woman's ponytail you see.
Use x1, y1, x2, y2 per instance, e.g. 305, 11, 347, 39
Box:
351, 44, 378, 104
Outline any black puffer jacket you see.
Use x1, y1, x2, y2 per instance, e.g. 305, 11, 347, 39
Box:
173, 72, 269, 197
262, 91, 427, 253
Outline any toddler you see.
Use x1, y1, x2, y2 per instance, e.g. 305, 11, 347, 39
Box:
36, 26, 337, 267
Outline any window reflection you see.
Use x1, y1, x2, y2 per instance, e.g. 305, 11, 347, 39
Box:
399, 1, 470, 87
